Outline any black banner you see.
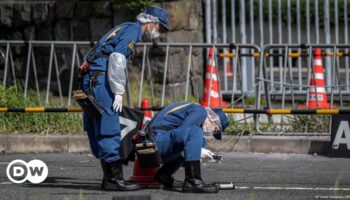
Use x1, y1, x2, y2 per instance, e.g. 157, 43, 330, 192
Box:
119, 106, 144, 163
330, 115, 350, 157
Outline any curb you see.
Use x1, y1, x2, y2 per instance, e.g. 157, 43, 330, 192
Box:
0, 134, 331, 155
206, 135, 331, 155
0, 135, 90, 154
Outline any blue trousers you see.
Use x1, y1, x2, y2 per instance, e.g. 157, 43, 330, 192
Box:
154, 126, 204, 163
81, 73, 121, 163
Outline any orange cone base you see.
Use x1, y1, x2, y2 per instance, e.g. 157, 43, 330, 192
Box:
200, 100, 229, 108
130, 160, 160, 186
308, 102, 330, 109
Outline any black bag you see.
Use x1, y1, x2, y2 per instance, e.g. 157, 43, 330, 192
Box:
135, 142, 161, 168
73, 90, 104, 117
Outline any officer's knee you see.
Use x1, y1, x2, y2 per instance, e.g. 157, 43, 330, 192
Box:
100, 143, 117, 155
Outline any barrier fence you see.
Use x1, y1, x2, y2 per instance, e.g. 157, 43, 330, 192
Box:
1, 40, 350, 135
255, 44, 350, 135
0, 40, 261, 108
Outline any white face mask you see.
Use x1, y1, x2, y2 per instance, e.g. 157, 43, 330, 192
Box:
202, 117, 217, 134
203, 124, 215, 133
149, 28, 160, 39
143, 25, 160, 41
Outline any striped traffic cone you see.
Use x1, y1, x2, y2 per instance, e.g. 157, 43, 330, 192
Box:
130, 99, 160, 186
303, 48, 330, 109
201, 48, 228, 108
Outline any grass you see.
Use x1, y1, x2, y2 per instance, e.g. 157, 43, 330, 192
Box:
0, 73, 200, 134
225, 112, 331, 135
0, 84, 83, 134
79, 190, 84, 200
288, 115, 330, 133
225, 114, 254, 136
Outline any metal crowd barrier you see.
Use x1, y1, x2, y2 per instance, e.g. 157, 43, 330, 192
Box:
0, 40, 88, 106
255, 44, 350, 135
258, 44, 350, 108
136, 43, 261, 108
2, 40, 350, 136
0, 41, 261, 109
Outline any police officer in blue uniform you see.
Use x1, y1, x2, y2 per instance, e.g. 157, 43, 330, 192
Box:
150, 102, 229, 193
80, 6, 169, 191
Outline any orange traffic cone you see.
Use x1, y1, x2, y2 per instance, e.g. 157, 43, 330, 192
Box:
301, 48, 330, 109
141, 99, 152, 129
130, 99, 160, 186
201, 48, 228, 108
224, 48, 233, 76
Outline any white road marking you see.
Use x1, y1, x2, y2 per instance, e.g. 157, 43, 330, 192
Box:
0, 182, 12, 185
235, 186, 350, 191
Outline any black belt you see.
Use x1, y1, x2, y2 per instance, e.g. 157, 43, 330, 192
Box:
151, 126, 173, 131
89, 71, 106, 77
88, 71, 106, 89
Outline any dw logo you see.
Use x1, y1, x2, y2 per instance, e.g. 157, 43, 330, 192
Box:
6, 159, 48, 184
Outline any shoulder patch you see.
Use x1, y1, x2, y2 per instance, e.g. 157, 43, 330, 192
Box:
105, 27, 121, 42
128, 41, 135, 50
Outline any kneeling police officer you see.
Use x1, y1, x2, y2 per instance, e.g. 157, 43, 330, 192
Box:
148, 102, 228, 193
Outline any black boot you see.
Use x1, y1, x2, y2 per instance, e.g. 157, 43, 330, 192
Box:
154, 157, 183, 188
182, 161, 219, 193
100, 160, 141, 191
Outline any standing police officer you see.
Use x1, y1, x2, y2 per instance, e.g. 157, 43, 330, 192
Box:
80, 6, 169, 191
150, 102, 229, 193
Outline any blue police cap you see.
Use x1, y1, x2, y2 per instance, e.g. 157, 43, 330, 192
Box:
212, 109, 229, 140
145, 6, 169, 31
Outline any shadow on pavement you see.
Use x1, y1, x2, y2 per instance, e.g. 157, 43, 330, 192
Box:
22, 176, 101, 191
21, 176, 184, 193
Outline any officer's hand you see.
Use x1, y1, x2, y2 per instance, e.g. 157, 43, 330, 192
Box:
201, 148, 215, 160
113, 94, 123, 112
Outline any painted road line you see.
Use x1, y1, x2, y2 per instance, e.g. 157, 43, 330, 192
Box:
235, 186, 350, 191
0, 182, 12, 185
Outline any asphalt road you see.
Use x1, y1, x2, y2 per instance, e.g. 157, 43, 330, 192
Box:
0, 152, 350, 200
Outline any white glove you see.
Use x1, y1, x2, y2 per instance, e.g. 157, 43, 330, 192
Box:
113, 94, 123, 112
200, 148, 214, 160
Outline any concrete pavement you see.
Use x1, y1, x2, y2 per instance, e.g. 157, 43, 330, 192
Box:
1, 152, 350, 200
